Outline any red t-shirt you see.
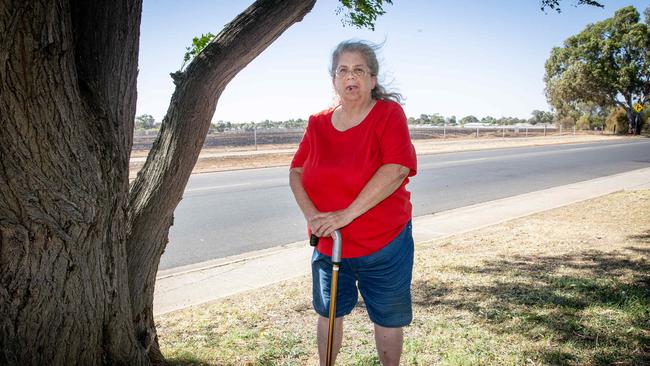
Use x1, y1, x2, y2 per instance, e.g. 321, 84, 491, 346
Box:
291, 99, 417, 258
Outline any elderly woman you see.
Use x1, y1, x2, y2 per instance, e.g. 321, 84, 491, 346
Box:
289, 40, 417, 366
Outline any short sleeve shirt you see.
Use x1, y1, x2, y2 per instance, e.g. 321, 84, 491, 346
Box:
291, 100, 417, 258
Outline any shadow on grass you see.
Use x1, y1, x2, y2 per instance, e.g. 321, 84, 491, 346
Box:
412, 248, 650, 364
166, 357, 213, 366
628, 230, 650, 243
411, 278, 452, 307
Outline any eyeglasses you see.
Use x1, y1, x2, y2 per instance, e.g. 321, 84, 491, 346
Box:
334, 66, 372, 78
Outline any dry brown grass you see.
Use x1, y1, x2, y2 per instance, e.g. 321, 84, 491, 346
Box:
157, 190, 650, 365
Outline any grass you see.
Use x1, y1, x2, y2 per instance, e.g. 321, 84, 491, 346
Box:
157, 190, 650, 365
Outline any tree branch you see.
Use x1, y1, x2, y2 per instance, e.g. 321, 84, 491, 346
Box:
540, 0, 604, 13
125, 0, 316, 357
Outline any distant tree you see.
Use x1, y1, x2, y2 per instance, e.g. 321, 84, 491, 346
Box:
571, 102, 609, 129
430, 113, 445, 125
460, 115, 479, 125
281, 118, 307, 129
211, 121, 228, 133
529, 110, 555, 125
572, 105, 608, 130
242, 122, 256, 131
605, 107, 630, 134
496, 116, 525, 125
135, 114, 157, 129
557, 100, 607, 121
576, 115, 591, 130
558, 116, 576, 129
544, 6, 650, 134
446, 115, 457, 125
481, 116, 497, 125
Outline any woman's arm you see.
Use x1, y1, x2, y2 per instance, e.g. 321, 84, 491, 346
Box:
289, 167, 320, 223
309, 163, 410, 237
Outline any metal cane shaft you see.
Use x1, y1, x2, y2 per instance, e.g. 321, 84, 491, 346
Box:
326, 263, 340, 366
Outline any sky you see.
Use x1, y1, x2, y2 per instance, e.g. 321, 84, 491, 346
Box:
136, 0, 648, 124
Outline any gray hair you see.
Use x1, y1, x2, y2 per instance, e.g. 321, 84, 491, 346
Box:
329, 40, 403, 104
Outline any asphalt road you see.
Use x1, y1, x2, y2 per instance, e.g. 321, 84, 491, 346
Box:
160, 138, 650, 270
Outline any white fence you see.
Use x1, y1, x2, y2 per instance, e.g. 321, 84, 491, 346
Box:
132, 125, 601, 150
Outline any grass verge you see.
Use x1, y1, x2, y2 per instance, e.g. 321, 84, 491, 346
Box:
156, 190, 650, 365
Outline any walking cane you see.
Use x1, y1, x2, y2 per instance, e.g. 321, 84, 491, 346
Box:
310, 230, 343, 366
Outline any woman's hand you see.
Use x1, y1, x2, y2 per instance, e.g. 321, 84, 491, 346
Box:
308, 209, 356, 238
295, 164, 410, 239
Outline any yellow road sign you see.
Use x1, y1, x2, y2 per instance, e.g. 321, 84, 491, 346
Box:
633, 103, 644, 112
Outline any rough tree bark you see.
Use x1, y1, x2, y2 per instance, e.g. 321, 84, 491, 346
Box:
126, 0, 316, 363
0, 0, 315, 364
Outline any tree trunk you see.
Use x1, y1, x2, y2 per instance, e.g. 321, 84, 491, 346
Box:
126, 0, 316, 361
623, 95, 644, 135
0, 0, 316, 364
624, 107, 635, 135
0, 0, 148, 364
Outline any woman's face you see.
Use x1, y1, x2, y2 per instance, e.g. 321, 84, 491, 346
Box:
332, 51, 377, 103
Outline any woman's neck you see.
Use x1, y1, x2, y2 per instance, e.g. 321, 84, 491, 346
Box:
332, 98, 377, 131
338, 97, 375, 119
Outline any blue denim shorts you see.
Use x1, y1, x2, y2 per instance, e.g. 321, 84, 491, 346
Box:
311, 221, 414, 328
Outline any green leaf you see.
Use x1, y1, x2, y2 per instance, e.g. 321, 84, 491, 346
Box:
179, 32, 216, 71
541, 0, 604, 13
335, 0, 393, 31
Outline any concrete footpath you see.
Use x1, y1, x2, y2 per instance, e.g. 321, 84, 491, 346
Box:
153, 167, 650, 316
